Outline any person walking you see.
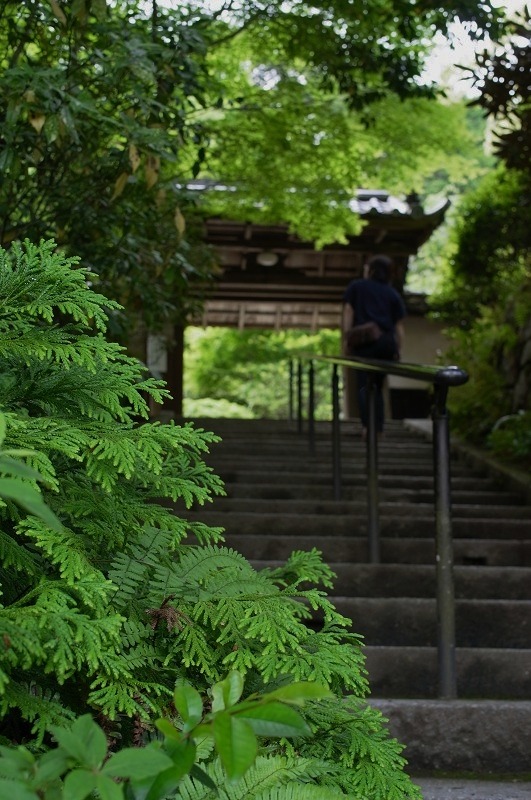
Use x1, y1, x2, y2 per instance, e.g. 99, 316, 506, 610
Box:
342, 254, 406, 437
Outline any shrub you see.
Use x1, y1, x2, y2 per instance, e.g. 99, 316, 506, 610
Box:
0, 240, 420, 799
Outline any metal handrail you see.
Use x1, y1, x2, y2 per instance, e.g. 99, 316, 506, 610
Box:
294, 352, 468, 700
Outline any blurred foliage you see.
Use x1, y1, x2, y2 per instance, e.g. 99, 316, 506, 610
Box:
488, 412, 531, 470
0, 0, 510, 344
184, 328, 341, 419
466, 5, 531, 171
405, 106, 495, 295
0, 0, 217, 344
431, 166, 530, 322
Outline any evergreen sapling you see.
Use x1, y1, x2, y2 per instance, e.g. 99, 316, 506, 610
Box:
0, 240, 420, 799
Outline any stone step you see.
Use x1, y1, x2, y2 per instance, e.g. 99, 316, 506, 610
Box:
252, 562, 531, 600
370, 699, 531, 774
224, 483, 523, 505
177, 417, 531, 770
365, 646, 531, 699
220, 533, 531, 566
193, 497, 531, 519
205, 454, 482, 476
326, 597, 531, 648
212, 470, 507, 491
184, 510, 531, 539
413, 776, 531, 800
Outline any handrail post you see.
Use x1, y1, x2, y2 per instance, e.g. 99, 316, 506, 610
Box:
432, 384, 457, 699
366, 375, 380, 563
297, 359, 303, 434
308, 360, 315, 454
288, 359, 294, 421
332, 364, 342, 500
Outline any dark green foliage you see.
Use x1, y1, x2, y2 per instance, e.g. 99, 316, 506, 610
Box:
488, 411, 531, 469
433, 166, 529, 322
432, 9, 531, 463
0, 0, 510, 343
0, 240, 420, 798
0, 676, 330, 799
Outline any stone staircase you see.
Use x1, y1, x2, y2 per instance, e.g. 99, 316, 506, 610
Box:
181, 417, 531, 777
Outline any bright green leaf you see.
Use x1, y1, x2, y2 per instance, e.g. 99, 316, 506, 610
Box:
34, 748, 71, 783
173, 680, 203, 727
0, 779, 39, 800
50, 716, 107, 767
102, 746, 173, 780
0, 745, 35, 774
235, 702, 311, 737
0, 455, 47, 481
266, 682, 334, 705
63, 769, 99, 800
213, 711, 257, 782
154, 718, 183, 741
0, 478, 62, 531
211, 671, 244, 712
144, 740, 196, 800
96, 774, 124, 800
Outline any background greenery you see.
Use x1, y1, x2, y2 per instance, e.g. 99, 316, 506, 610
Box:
184, 328, 340, 420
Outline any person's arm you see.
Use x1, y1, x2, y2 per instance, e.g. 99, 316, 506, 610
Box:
342, 303, 354, 355
395, 319, 405, 359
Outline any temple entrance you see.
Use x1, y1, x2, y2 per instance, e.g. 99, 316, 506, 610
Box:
153, 190, 451, 417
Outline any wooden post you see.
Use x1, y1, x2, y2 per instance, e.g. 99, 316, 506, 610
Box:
162, 324, 184, 418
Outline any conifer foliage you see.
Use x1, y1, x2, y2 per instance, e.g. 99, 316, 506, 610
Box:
0, 240, 420, 798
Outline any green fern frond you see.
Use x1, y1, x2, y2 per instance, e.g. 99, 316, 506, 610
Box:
0, 239, 118, 332
165, 622, 221, 677
263, 549, 336, 590
88, 675, 171, 720
18, 519, 98, 584
177, 755, 350, 800
0, 611, 47, 671
254, 784, 350, 799
0, 528, 41, 576
57, 477, 189, 550
108, 553, 151, 609
0, 679, 76, 745
185, 521, 225, 545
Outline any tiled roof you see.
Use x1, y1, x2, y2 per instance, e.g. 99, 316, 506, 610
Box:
183, 181, 448, 220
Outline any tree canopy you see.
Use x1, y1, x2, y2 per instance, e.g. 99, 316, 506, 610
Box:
0, 0, 508, 339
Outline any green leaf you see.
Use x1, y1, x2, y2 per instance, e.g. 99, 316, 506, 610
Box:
144, 740, 196, 800
0, 745, 35, 776
63, 769, 99, 800
211, 671, 244, 712
34, 748, 71, 783
235, 702, 311, 737
173, 680, 203, 728
0, 454, 46, 481
154, 718, 183, 741
213, 711, 257, 782
0, 478, 62, 531
102, 746, 173, 781
51, 715, 107, 767
0, 780, 39, 800
266, 682, 334, 705
189, 764, 217, 791
96, 774, 124, 800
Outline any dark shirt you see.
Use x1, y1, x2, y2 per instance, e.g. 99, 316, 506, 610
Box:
343, 278, 406, 333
